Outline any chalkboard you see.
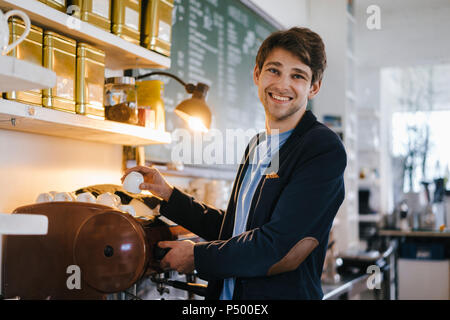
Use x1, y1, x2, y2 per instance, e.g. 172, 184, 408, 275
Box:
132, 0, 280, 164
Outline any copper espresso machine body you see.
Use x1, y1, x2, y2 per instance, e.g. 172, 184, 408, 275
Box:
1, 201, 175, 299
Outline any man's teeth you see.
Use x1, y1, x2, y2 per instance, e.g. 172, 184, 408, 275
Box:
271, 93, 291, 101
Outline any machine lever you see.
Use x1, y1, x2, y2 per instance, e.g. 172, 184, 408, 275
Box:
153, 243, 171, 261
166, 280, 207, 297
150, 276, 207, 297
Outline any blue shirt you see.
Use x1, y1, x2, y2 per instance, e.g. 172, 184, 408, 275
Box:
220, 128, 293, 300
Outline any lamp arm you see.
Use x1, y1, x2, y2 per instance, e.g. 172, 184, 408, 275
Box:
135, 71, 196, 93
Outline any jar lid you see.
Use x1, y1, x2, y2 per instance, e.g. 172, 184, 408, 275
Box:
105, 77, 135, 85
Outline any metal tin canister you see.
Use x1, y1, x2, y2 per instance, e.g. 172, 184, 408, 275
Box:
111, 0, 142, 45
43, 31, 77, 113
136, 80, 165, 131
141, 0, 173, 57
76, 43, 105, 119
5, 18, 43, 106
44, 0, 67, 12
68, 0, 111, 32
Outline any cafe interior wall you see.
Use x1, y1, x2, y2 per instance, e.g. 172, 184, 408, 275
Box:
0, 2, 309, 290
247, 0, 309, 28
354, 0, 450, 216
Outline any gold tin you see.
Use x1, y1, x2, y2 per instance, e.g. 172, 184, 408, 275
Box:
6, 18, 43, 106
141, 0, 173, 57
112, 0, 142, 45
68, 0, 111, 32
44, 0, 67, 12
76, 43, 105, 119
136, 80, 165, 131
43, 31, 77, 113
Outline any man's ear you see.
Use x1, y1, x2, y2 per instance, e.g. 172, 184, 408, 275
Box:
253, 65, 260, 85
308, 80, 322, 99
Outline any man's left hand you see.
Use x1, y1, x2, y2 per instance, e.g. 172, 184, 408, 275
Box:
158, 240, 195, 274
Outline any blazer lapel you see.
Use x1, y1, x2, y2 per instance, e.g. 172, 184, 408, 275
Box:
233, 132, 265, 203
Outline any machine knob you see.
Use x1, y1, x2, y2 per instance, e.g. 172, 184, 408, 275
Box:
104, 245, 114, 257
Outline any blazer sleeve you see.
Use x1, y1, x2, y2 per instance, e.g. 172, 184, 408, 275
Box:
159, 187, 225, 241
193, 129, 347, 280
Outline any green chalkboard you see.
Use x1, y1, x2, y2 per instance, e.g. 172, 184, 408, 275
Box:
132, 0, 280, 164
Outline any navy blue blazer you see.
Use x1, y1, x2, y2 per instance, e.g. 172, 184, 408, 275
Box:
159, 110, 347, 300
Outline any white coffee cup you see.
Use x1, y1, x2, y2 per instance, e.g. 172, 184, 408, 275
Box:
69, 192, 77, 201
49, 191, 58, 198
0, 9, 31, 56
54, 192, 74, 202
119, 205, 136, 217
76, 192, 96, 203
36, 192, 54, 203
123, 171, 144, 194
129, 198, 153, 216
97, 192, 121, 208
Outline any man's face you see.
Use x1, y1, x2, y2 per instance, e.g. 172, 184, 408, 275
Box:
253, 47, 320, 122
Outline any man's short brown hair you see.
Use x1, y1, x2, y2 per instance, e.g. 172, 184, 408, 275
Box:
255, 27, 327, 84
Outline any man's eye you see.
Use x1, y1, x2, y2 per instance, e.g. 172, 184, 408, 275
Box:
293, 74, 304, 80
268, 68, 279, 74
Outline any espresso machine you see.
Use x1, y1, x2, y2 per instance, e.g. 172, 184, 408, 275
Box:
1, 200, 207, 300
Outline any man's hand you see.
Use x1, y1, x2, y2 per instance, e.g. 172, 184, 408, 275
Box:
158, 240, 195, 274
121, 165, 174, 201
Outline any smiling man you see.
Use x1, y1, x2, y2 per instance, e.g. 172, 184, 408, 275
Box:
255, 47, 321, 133
123, 27, 347, 300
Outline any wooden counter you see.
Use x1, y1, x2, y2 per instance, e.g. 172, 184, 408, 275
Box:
379, 229, 450, 238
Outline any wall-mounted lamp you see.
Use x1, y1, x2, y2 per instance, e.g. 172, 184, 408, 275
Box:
135, 71, 212, 132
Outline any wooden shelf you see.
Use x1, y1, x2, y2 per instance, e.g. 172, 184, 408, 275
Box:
0, 0, 170, 70
0, 55, 56, 92
0, 99, 171, 146
379, 229, 450, 238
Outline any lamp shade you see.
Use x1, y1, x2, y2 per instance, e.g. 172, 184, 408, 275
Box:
133, 71, 212, 132
174, 97, 212, 132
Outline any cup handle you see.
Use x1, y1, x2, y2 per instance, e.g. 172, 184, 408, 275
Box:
3, 10, 31, 55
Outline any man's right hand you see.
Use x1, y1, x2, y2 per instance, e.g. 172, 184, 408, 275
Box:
121, 165, 174, 201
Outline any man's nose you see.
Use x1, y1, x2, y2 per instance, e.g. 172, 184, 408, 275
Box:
272, 75, 292, 92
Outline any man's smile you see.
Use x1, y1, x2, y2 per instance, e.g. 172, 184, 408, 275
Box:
268, 92, 294, 103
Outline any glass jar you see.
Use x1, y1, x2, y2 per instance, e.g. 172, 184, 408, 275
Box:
104, 77, 138, 124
